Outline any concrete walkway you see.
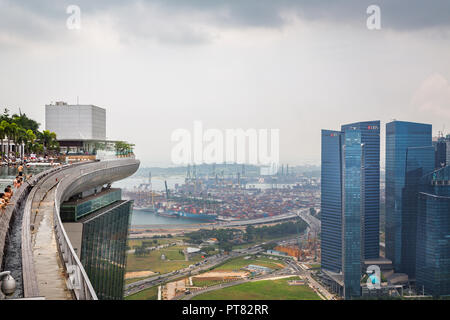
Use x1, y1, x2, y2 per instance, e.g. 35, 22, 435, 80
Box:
31, 174, 72, 300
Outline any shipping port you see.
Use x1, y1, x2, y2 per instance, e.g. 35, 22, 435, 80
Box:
123, 164, 320, 223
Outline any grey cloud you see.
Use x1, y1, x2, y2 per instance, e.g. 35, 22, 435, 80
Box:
1, 0, 450, 48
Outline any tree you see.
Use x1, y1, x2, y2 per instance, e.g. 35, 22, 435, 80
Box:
40, 130, 58, 154
11, 112, 40, 133
25, 129, 36, 155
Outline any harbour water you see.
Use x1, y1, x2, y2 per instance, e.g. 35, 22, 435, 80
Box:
130, 210, 203, 226
112, 175, 201, 226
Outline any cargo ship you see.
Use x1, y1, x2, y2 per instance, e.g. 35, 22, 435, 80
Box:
156, 208, 179, 218
156, 205, 217, 221
178, 210, 217, 221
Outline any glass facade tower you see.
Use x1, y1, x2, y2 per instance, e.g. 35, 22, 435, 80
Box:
79, 200, 133, 300
385, 121, 432, 272
62, 188, 133, 300
401, 146, 435, 277
321, 130, 343, 273
341, 126, 363, 299
320, 121, 380, 299
416, 166, 450, 297
342, 121, 380, 261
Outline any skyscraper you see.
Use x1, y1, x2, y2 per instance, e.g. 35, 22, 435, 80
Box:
400, 146, 435, 277
321, 130, 343, 273
320, 121, 380, 299
385, 121, 433, 273
416, 166, 450, 297
341, 121, 380, 261
62, 188, 133, 300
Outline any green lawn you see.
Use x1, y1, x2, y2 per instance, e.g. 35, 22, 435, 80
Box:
126, 245, 203, 274
125, 286, 159, 300
213, 256, 285, 272
192, 277, 321, 300
127, 237, 187, 248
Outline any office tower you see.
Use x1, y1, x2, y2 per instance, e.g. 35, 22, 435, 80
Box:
416, 166, 450, 297
321, 121, 380, 299
400, 146, 434, 277
341, 121, 380, 260
385, 121, 433, 272
321, 130, 343, 273
62, 188, 133, 300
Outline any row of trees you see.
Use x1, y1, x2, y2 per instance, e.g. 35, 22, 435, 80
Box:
244, 219, 308, 242
185, 219, 309, 253
0, 108, 59, 161
115, 141, 135, 155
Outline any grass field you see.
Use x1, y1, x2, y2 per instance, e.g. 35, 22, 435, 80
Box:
125, 286, 159, 300
213, 256, 285, 272
126, 245, 203, 274
192, 277, 321, 300
127, 237, 187, 248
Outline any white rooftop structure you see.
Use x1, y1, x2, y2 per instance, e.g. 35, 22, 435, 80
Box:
187, 247, 201, 254
45, 102, 106, 141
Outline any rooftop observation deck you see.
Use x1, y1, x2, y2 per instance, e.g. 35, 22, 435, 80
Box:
10, 158, 139, 300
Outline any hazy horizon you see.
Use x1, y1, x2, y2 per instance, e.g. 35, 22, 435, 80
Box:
1, 1, 450, 167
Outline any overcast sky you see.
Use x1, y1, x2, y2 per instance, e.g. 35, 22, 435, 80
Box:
1, 0, 450, 167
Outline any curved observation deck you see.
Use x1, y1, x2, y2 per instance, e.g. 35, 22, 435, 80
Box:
20, 158, 139, 300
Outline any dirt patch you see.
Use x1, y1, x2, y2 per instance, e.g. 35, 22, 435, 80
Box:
193, 271, 248, 281
125, 270, 156, 279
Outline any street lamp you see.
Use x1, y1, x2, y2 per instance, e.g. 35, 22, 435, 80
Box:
0, 271, 16, 297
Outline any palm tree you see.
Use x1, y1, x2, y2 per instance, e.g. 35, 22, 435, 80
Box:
41, 130, 57, 154
25, 129, 36, 157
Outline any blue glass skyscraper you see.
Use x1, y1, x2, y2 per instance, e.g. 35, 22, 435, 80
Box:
342, 121, 380, 261
321, 121, 380, 299
416, 166, 450, 297
321, 130, 343, 273
401, 146, 435, 277
341, 126, 363, 298
385, 121, 433, 273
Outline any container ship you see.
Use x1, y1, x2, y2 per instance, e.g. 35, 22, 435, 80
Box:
157, 204, 217, 221
178, 210, 217, 221
157, 208, 179, 218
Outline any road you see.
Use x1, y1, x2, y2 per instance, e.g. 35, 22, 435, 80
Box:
179, 268, 293, 300
124, 247, 263, 297
125, 208, 320, 298
129, 209, 309, 231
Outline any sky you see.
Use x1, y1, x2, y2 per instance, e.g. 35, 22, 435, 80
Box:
1, 0, 450, 167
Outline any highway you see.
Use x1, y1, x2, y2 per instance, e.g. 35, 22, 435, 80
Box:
179, 268, 294, 300
124, 246, 263, 297
130, 210, 306, 231
125, 208, 322, 298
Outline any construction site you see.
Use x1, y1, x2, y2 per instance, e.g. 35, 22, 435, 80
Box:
273, 231, 320, 263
